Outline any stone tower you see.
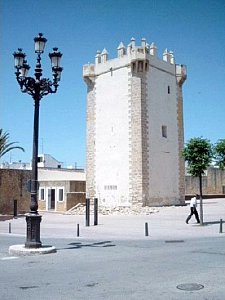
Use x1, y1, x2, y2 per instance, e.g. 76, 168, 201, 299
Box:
83, 38, 187, 207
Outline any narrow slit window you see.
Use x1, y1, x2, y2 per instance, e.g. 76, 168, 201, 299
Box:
162, 125, 167, 138
168, 86, 170, 94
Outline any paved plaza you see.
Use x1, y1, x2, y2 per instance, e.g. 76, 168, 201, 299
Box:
0, 199, 224, 299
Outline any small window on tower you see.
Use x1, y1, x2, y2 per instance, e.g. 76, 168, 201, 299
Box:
168, 86, 170, 94
162, 125, 167, 138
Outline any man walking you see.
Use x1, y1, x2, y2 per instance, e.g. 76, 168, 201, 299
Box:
186, 194, 200, 224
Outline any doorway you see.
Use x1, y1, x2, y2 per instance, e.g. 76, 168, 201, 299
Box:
48, 188, 56, 210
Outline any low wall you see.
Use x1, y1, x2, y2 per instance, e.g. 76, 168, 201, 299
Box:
0, 169, 31, 215
67, 192, 86, 211
1, 167, 224, 215
185, 167, 225, 197
185, 175, 208, 195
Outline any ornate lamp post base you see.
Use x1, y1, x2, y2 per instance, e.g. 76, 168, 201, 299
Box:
25, 213, 42, 248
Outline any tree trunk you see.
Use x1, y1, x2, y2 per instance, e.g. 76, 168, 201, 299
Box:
199, 173, 204, 225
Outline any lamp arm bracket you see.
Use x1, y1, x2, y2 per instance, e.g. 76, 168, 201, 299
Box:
17, 77, 36, 96
39, 78, 57, 97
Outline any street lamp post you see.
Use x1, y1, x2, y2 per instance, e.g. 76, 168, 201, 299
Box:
13, 33, 63, 248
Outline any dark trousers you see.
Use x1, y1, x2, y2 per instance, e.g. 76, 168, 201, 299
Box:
186, 207, 200, 223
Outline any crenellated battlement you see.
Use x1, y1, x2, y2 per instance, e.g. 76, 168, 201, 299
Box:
83, 37, 187, 85
98, 37, 176, 64
90, 38, 176, 65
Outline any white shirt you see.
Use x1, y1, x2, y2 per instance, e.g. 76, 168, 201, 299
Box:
190, 197, 197, 208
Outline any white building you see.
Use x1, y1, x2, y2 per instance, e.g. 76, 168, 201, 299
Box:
0, 161, 31, 169
0, 154, 63, 170
38, 168, 86, 212
83, 38, 187, 207
38, 154, 63, 168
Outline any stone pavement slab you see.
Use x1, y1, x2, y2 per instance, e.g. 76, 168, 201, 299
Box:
0, 198, 224, 241
0, 199, 224, 300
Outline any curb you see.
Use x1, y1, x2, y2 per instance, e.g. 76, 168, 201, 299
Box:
9, 244, 56, 256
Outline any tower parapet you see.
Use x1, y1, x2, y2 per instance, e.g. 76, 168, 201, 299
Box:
101, 48, 108, 63
149, 42, 157, 56
117, 42, 126, 57
95, 50, 101, 64
176, 64, 187, 86
83, 37, 185, 81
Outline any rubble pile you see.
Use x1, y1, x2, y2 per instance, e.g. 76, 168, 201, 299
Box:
65, 203, 159, 215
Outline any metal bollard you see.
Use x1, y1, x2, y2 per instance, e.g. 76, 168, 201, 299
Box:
77, 224, 80, 237
85, 198, 90, 226
94, 198, 98, 226
145, 222, 149, 236
9, 223, 11, 234
219, 219, 223, 233
13, 199, 17, 217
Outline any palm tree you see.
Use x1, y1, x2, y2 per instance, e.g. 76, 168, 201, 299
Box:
0, 129, 25, 159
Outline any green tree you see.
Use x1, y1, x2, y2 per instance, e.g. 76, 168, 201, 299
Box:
0, 129, 25, 159
182, 137, 213, 225
214, 139, 225, 170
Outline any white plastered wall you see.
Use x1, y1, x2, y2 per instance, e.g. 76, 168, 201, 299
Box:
95, 67, 130, 207
147, 65, 179, 204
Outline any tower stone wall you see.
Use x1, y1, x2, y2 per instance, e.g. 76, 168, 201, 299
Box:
84, 76, 96, 199
83, 38, 187, 207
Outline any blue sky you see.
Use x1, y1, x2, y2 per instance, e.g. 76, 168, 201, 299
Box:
0, 0, 225, 168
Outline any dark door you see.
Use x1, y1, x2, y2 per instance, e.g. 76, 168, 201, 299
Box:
48, 188, 56, 210
50, 189, 55, 209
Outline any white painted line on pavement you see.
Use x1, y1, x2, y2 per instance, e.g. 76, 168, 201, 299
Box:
1, 256, 19, 260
